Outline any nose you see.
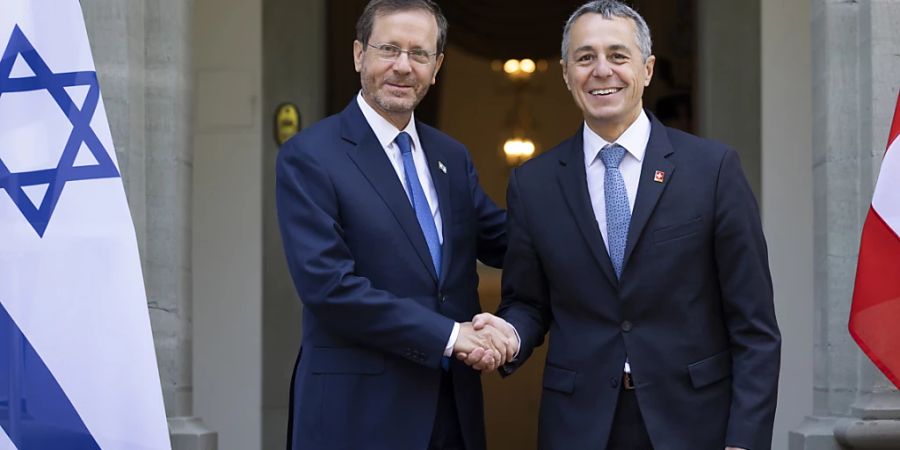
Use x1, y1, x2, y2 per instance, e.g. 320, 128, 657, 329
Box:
392, 52, 412, 73
591, 58, 613, 78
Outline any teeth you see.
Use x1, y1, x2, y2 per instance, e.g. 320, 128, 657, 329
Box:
590, 88, 620, 95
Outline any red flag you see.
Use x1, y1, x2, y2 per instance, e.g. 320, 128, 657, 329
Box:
850, 91, 900, 388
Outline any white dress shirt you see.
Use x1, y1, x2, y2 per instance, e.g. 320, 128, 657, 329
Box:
583, 110, 651, 373
356, 93, 459, 357
356, 93, 443, 243
584, 110, 650, 250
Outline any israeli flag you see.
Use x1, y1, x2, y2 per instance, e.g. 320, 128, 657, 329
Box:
0, 1, 171, 449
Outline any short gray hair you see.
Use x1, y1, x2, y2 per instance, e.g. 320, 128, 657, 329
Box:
356, 0, 448, 53
561, 0, 652, 62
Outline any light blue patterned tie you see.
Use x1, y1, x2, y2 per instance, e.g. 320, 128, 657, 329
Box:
396, 132, 442, 278
600, 144, 630, 279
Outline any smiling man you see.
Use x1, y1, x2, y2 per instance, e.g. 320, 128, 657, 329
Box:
275, 1, 510, 449
469, 1, 781, 449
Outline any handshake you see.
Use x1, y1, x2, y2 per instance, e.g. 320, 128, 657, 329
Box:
452, 313, 520, 373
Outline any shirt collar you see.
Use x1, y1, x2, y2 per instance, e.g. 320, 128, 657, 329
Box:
583, 110, 651, 167
356, 91, 420, 151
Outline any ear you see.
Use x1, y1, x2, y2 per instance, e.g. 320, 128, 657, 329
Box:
560, 58, 571, 91
353, 40, 364, 73
643, 54, 655, 87
430, 52, 445, 85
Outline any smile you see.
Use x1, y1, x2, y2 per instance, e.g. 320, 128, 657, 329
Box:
589, 88, 622, 96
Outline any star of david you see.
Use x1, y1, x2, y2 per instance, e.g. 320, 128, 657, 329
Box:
0, 25, 119, 237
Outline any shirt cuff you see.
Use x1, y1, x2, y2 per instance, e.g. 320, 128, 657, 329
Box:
507, 321, 522, 361
443, 322, 460, 357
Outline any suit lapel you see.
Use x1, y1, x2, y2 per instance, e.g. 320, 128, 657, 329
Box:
341, 102, 438, 282
557, 129, 619, 287
622, 115, 676, 270
418, 124, 452, 286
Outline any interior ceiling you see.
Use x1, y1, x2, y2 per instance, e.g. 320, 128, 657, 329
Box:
436, 0, 588, 59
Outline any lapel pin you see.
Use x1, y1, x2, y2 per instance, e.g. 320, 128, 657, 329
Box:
438, 161, 447, 174
654, 170, 665, 183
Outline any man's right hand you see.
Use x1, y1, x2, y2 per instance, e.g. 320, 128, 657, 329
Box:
452, 322, 505, 372
455, 313, 520, 372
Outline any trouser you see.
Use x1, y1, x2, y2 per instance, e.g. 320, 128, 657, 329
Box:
428, 370, 465, 450
606, 374, 653, 450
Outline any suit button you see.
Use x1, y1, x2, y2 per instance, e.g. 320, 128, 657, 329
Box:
441, 295, 448, 303
610, 377, 619, 388
621, 321, 633, 332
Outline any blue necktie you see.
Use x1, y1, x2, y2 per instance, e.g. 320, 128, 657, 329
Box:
396, 132, 442, 278
396, 132, 449, 371
600, 144, 630, 279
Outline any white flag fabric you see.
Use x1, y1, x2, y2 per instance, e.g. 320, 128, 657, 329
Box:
0, 1, 170, 449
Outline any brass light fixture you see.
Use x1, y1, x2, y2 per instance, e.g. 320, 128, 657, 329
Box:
492, 59, 547, 167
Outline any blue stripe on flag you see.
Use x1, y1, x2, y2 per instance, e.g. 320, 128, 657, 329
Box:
0, 301, 100, 449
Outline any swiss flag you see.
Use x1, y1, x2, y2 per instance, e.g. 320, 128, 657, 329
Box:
850, 91, 900, 388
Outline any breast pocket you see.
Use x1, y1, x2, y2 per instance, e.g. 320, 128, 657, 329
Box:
653, 216, 703, 245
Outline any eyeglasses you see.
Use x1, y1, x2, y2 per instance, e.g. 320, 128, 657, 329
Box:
366, 43, 438, 65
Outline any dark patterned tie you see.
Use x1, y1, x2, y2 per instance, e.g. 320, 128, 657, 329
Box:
600, 144, 630, 279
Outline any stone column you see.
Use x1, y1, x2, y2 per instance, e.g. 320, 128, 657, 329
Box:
83, 1, 216, 448
832, 1, 900, 446
260, 0, 325, 447
760, 0, 815, 448
791, 1, 900, 448
144, 1, 217, 449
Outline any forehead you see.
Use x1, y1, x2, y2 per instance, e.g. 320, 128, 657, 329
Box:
567, 13, 639, 52
369, 9, 439, 48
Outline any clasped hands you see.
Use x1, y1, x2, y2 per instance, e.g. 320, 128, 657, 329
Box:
453, 313, 518, 373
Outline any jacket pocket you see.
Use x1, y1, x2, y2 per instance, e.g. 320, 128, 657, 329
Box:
654, 216, 703, 244
687, 350, 732, 389
309, 347, 385, 374
542, 364, 577, 394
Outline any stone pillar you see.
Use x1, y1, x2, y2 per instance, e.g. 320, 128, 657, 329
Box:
83, 0, 148, 259
759, 0, 815, 448
143, 0, 193, 420
191, 0, 263, 447
82, 1, 216, 448
261, 0, 326, 447
790, 1, 900, 448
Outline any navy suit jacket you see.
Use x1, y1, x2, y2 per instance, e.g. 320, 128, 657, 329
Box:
275, 99, 506, 450
498, 113, 781, 450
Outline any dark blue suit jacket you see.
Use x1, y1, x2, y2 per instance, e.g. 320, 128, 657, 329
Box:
275, 99, 506, 450
498, 113, 781, 450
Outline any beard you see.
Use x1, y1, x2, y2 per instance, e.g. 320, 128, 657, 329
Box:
372, 90, 417, 113
361, 73, 429, 116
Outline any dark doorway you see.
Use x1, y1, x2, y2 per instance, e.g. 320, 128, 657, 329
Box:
323, 3, 697, 449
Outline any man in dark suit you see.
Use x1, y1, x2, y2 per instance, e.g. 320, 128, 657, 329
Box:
275, 1, 511, 449
467, 1, 781, 449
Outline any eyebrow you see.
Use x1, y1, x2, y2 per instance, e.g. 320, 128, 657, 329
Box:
572, 43, 633, 55
606, 44, 632, 54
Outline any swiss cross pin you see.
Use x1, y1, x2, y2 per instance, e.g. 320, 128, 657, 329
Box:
438, 161, 447, 174
654, 170, 665, 183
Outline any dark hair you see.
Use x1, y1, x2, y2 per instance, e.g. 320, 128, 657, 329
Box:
562, 0, 652, 62
356, 0, 448, 53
